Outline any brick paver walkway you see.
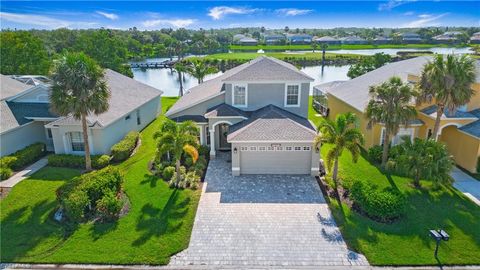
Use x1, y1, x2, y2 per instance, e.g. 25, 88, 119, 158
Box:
170, 152, 369, 267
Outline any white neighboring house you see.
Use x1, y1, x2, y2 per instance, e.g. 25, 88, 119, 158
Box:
0, 69, 162, 157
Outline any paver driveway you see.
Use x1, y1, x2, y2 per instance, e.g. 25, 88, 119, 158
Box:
170, 152, 368, 267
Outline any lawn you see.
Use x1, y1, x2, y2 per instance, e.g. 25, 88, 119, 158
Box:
319, 143, 480, 265
229, 43, 467, 52
0, 97, 201, 265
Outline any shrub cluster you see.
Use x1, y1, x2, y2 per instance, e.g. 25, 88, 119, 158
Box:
349, 181, 406, 222
57, 166, 124, 222
168, 166, 200, 190
0, 142, 46, 180
48, 154, 110, 169
367, 145, 383, 164
110, 131, 139, 162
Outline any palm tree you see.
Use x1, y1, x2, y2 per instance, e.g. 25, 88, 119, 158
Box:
366, 77, 417, 167
184, 61, 218, 84
154, 119, 199, 185
173, 62, 188, 96
390, 138, 454, 188
314, 112, 364, 197
320, 43, 328, 66
417, 54, 476, 139
312, 42, 318, 53
50, 52, 110, 171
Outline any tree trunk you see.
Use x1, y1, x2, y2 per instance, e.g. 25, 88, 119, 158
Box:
381, 130, 391, 168
431, 105, 444, 141
198, 77, 202, 84
322, 48, 326, 66
178, 71, 184, 96
332, 157, 340, 199
81, 113, 92, 171
414, 171, 421, 188
175, 159, 181, 186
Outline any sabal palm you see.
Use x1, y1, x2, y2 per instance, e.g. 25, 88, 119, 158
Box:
50, 52, 110, 171
154, 119, 199, 185
392, 138, 453, 188
173, 62, 188, 96
185, 61, 218, 84
366, 76, 417, 167
314, 113, 364, 196
417, 54, 476, 139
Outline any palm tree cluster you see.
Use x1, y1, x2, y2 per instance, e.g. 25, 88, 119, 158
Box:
174, 60, 218, 96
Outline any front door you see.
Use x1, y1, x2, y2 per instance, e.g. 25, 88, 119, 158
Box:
218, 124, 231, 150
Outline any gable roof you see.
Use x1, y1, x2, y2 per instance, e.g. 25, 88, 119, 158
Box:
48, 69, 162, 128
205, 103, 249, 118
222, 56, 314, 82
227, 105, 316, 142
0, 101, 57, 134
1, 74, 32, 100
459, 109, 480, 138
166, 56, 313, 117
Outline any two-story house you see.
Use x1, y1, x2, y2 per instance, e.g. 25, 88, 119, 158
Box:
165, 56, 319, 176
314, 56, 480, 173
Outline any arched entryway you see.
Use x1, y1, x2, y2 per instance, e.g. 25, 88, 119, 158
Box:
209, 120, 234, 157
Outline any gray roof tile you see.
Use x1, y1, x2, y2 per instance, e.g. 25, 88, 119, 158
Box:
1, 74, 32, 100
227, 105, 316, 142
205, 103, 249, 118
421, 105, 478, 119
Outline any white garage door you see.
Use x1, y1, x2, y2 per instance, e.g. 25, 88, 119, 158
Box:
239, 145, 312, 174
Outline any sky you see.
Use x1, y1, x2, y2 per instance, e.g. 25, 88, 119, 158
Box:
0, 1, 479, 30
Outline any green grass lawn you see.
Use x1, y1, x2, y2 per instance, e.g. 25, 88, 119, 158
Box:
203, 52, 364, 61
319, 143, 480, 265
229, 43, 466, 51
0, 97, 201, 265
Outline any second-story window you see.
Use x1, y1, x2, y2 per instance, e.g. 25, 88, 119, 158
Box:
285, 84, 300, 107
233, 84, 247, 107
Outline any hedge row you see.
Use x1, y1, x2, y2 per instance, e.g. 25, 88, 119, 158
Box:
110, 131, 139, 162
0, 142, 46, 180
48, 154, 110, 169
57, 166, 123, 222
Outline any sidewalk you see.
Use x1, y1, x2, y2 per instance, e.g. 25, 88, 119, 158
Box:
451, 167, 480, 206
0, 158, 48, 197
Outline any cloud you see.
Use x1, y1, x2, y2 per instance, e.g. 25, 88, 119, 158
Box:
96, 11, 118, 20
403, 11, 415, 16
207, 6, 258, 20
142, 18, 196, 28
378, 0, 416, 11
403, 13, 448, 27
0, 11, 70, 28
275, 8, 313, 16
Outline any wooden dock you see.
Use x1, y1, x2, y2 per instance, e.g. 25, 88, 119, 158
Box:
130, 60, 177, 69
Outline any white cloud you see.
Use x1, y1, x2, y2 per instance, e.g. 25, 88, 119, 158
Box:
207, 6, 258, 20
0, 11, 71, 28
403, 11, 415, 16
378, 0, 417, 11
96, 11, 118, 20
142, 18, 196, 28
275, 8, 313, 16
403, 13, 448, 27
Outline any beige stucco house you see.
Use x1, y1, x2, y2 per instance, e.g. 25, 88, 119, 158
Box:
165, 56, 320, 176
314, 56, 480, 173
0, 70, 162, 157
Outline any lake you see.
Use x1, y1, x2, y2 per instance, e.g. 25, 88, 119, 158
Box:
132, 62, 350, 97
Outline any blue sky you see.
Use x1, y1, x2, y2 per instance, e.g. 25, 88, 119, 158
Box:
1, 1, 479, 30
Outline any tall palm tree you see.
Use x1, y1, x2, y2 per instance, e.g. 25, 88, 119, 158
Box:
320, 43, 328, 66
314, 112, 364, 197
185, 61, 218, 84
50, 52, 110, 171
366, 76, 417, 167
154, 119, 199, 185
417, 54, 476, 139
173, 62, 188, 96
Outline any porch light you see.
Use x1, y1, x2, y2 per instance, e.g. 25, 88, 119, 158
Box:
429, 229, 449, 259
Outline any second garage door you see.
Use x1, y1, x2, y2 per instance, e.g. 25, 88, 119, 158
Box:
239, 145, 312, 174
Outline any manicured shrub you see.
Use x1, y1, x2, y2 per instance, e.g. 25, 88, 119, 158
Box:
63, 190, 89, 222
0, 167, 13, 180
96, 190, 123, 221
162, 166, 175, 180
367, 145, 383, 164
0, 143, 45, 171
110, 131, 139, 162
169, 166, 186, 188
184, 171, 201, 190
350, 181, 406, 222
48, 154, 110, 169
198, 145, 210, 157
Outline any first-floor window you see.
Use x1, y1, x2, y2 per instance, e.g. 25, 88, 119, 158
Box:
206, 127, 210, 145
46, 128, 53, 139
286, 84, 300, 106
69, 132, 85, 151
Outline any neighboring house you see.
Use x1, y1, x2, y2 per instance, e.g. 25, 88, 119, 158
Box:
314, 56, 480, 173
470, 32, 480, 44
286, 34, 313, 45
373, 36, 392, 45
264, 34, 286, 45
401, 32, 422, 43
165, 56, 319, 176
238, 37, 258, 46
0, 70, 162, 157
341, 36, 368, 45
313, 36, 341, 45
433, 31, 463, 44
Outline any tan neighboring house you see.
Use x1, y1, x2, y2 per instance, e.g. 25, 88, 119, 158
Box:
165, 56, 320, 176
0, 70, 162, 156
314, 56, 480, 173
